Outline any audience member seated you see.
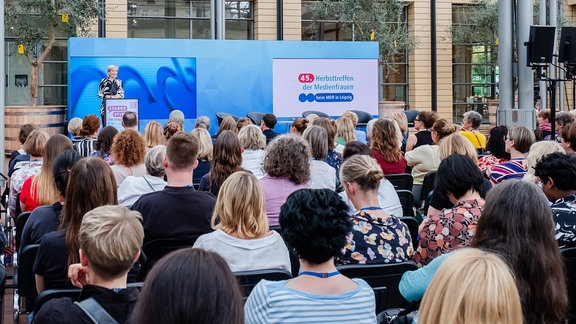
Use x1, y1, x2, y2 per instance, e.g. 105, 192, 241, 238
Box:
110, 129, 147, 186
9, 130, 49, 218
535, 152, 576, 248
67, 118, 83, 143
489, 126, 535, 184
427, 133, 485, 217
73, 115, 100, 157
89, 125, 118, 165
20, 135, 73, 214
338, 155, 413, 264
303, 125, 337, 190
213, 116, 237, 142
121, 111, 138, 131
343, 111, 367, 144
199, 130, 243, 197
537, 109, 552, 140
418, 248, 522, 324
259, 135, 310, 226
400, 180, 567, 323
118, 145, 167, 208
406, 111, 436, 152
313, 117, 342, 174
290, 118, 308, 136
459, 110, 486, 153
236, 117, 253, 131
131, 248, 244, 324
194, 115, 211, 131
34, 158, 118, 292
132, 132, 215, 242
34, 205, 143, 323
477, 125, 510, 172
414, 154, 484, 267
335, 117, 357, 151
261, 113, 279, 144
143, 121, 163, 149
522, 141, 565, 184
392, 111, 409, 152
163, 120, 182, 142
405, 119, 457, 201
20, 150, 82, 250
169, 109, 185, 128
190, 128, 213, 185
555, 111, 574, 142
370, 119, 407, 174
194, 171, 290, 272
8, 123, 39, 177
244, 189, 376, 323
238, 125, 266, 179
338, 141, 403, 217
561, 122, 576, 156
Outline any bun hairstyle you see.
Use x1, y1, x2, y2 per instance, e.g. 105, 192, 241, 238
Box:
432, 119, 457, 140
291, 118, 309, 134
339, 154, 384, 191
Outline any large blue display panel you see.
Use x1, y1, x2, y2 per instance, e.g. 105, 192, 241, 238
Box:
68, 38, 379, 130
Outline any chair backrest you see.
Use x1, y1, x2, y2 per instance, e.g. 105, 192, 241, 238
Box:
139, 237, 199, 280
419, 171, 437, 202
385, 173, 413, 191
216, 112, 240, 126
403, 110, 419, 128
348, 110, 374, 127
235, 268, 292, 297
302, 110, 330, 118
33, 288, 81, 315
562, 247, 576, 321
18, 244, 40, 305
246, 112, 265, 125
337, 261, 418, 310
399, 216, 419, 249
15, 211, 32, 252
396, 190, 415, 217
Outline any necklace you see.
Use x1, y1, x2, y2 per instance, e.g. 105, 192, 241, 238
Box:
359, 206, 383, 211
299, 270, 340, 278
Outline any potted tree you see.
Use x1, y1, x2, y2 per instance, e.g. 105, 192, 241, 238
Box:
5, 0, 99, 106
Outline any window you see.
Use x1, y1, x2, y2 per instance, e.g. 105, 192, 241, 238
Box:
452, 5, 498, 124
127, 0, 254, 39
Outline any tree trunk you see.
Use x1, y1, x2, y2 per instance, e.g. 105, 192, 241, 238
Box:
30, 63, 39, 107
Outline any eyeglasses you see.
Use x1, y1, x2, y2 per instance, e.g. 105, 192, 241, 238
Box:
414, 118, 420, 121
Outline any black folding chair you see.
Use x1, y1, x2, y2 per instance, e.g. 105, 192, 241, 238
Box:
386, 173, 413, 191
139, 237, 199, 280
396, 190, 415, 217
235, 268, 292, 297
562, 247, 576, 322
399, 216, 419, 249
17, 244, 39, 313
15, 211, 32, 252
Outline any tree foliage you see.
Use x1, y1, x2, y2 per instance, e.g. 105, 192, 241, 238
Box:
309, 0, 415, 73
5, 0, 98, 105
451, 0, 498, 47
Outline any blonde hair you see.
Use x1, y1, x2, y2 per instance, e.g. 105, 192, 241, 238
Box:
341, 111, 359, 127
23, 129, 50, 157
216, 117, 237, 137
508, 126, 535, 154
392, 111, 409, 133
335, 117, 357, 143
211, 171, 268, 238
144, 121, 163, 148
523, 141, 566, 183
190, 128, 213, 160
31, 135, 73, 205
79, 205, 144, 279
439, 133, 478, 163
419, 248, 523, 324
305, 113, 319, 125
238, 124, 266, 150
339, 154, 384, 191
68, 117, 83, 137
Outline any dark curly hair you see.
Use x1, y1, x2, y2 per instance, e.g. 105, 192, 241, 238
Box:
95, 126, 119, 157
263, 135, 310, 184
111, 129, 146, 167
535, 152, 576, 191
486, 126, 511, 159
279, 189, 352, 265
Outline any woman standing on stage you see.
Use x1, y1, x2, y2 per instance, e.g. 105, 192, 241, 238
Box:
97, 65, 125, 124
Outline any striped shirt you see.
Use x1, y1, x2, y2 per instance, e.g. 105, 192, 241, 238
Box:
244, 278, 376, 324
489, 158, 527, 184
73, 137, 97, 158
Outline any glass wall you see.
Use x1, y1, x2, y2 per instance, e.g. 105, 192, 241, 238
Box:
127, 0, 254, 39
452, 5, 498, 124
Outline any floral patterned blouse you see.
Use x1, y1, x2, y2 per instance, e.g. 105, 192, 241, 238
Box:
477, 155, 508, 172
339, 211, 413, 265
413, 199, 485, 267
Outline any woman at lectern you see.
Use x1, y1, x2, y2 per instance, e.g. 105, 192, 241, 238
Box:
97, 65, 125, 124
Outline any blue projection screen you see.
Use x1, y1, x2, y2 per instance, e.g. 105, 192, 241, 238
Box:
68, 38, 379, 127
